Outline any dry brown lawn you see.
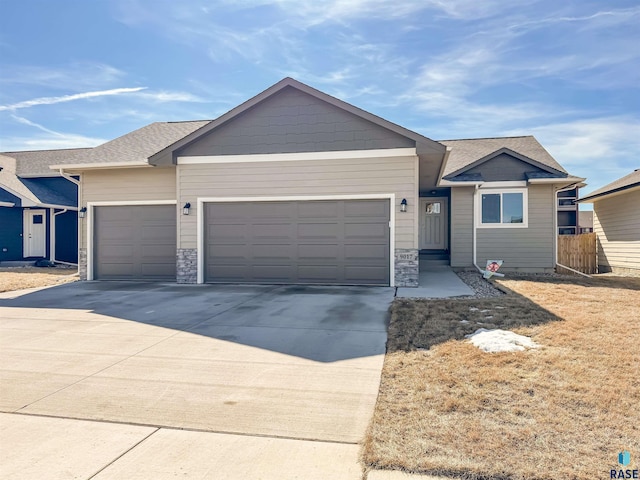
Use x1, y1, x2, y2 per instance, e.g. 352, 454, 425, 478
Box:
0, 266, 78, 293
363, 275, 640, 479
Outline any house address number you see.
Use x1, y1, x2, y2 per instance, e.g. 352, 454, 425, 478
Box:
397, 253, 415, 261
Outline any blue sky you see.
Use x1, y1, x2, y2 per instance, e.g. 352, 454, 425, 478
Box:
0, 0, 638, 196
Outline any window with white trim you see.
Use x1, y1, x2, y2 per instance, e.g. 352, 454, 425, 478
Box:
477, 188, 528, 228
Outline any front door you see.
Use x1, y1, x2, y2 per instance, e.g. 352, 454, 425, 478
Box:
419, 197, 448, 250
23, 209, 47, 257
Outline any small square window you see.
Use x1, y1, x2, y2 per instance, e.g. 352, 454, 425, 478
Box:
33, 215, 43, 224
425, 202, 441, 214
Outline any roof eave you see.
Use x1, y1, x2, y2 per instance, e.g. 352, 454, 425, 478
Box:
528, 176, 585, 186
51, 161, 152, 171
579, 183, 640, 203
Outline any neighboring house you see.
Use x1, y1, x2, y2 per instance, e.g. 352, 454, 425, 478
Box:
579, 170, 640, 274
578, 210, 593, 234
54, 78, 583, 286
0, 149, 87, 264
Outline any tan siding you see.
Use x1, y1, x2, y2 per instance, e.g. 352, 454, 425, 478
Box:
79, 167, 176, 248
450, 187, 474, 267
593, 189, 640, 270
450, 185, 556, 271
178, 156, 418, 249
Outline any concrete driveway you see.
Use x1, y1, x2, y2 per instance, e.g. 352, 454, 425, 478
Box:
0, 282, 393, 479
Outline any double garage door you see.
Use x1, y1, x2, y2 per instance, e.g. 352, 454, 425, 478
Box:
94, 199, 390, 285
205, 199, 390, 286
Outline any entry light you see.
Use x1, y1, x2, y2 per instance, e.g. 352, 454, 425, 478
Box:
400, 198, 407, 213
78, 207, 87, 219
183, 202, 191, 215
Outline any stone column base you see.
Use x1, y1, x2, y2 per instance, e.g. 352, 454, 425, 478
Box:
394, 248, 419, 287
177, 248, 197, 284
78, 248, 87, 280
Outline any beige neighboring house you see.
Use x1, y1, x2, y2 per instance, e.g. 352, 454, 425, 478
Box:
50, 77, 584, 286
579, 170, 640, 274
578, 210, 593, 234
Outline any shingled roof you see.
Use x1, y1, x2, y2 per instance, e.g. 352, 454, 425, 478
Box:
438, 136, 568, 178
2, 148, 92, 177
580, 169, 640, 202
75, 120, 211, 166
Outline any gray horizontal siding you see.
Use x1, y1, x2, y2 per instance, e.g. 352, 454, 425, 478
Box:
450, 187, 473, 267
594, 190, 640, 270
178, 87, 415, 157
450, 184, 556, 270
178, 155, 417, 250
463, 153, 548, 182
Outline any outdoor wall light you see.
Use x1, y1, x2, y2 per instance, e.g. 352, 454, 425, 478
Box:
78, 207, 87, 219
183, 202, 191, 215
400, 198, 407, 212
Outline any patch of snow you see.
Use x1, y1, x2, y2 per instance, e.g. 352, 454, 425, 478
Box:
466, 328, 540, 353
485, 316, 493, 319
469, 307, 479, 311
495, 306, 505, 309
460, 320, 470, 324
480, 309, 491, 313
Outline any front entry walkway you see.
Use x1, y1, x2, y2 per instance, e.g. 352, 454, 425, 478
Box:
396, 264, 474, 298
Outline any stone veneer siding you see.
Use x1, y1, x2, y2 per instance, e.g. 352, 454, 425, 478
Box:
78, 248, 87, 281
177, 248, 197, 284
394, 248, 419, 287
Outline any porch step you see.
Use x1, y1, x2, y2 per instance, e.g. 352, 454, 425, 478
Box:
419, 250, 450, 267
420, 258, 450, 266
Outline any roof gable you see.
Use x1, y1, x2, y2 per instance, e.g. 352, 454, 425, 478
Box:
176, 86, 416, 157
150, 77, 444, 165
439, 136, 568, 178
444, 147, 567, 182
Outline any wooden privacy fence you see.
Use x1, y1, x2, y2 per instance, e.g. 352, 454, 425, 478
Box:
557, 233, 597, 274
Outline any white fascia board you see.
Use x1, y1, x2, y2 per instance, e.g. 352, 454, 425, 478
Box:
50, 161, 151, 171
0, 201, 15, 207
528, 176, 585, 185
479, 181, 527, 188
178, 148, 417, 165
439, 180, 485, 187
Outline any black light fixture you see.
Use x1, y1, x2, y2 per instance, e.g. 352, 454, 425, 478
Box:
183, 202, 191, 215
400, 198, 407, 212
78, 207, 87, 219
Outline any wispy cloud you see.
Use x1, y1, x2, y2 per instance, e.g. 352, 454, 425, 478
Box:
0, 87, 147, 111
0, 63, 127, 90
133, 90, 204, 102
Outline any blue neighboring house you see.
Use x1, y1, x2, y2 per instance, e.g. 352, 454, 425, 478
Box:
0, 148, 90, 264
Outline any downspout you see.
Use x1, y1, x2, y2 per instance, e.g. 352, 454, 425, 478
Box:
58, 169, 80, 186
554, 184, 591, 278
472, 184, 483, 273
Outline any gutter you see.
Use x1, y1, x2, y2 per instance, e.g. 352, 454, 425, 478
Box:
472, 184, 483, 273
58, 168, 80, 186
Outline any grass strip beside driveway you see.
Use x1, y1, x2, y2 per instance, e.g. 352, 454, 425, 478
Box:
0, 267, 77, 293
363, 275, 640, 480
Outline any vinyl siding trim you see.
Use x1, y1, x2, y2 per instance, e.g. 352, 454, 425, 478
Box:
196, 194, 396, 285
178, 148, 416, 164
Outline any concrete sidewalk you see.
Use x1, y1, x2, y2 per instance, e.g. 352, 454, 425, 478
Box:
396, 265, 474, 298
0, 413, 362, 479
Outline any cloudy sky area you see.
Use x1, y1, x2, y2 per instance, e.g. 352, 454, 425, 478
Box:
0, 0, 638, 195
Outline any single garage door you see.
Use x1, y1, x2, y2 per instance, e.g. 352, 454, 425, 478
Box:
94, 205, 176, 280
205, 199, 390, 285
